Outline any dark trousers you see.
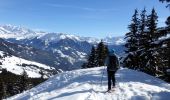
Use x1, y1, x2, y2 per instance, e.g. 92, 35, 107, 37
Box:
107, 70, 116, 90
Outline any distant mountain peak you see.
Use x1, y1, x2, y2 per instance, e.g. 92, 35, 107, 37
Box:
0, 24, 35, 34
0, 24, 39, 40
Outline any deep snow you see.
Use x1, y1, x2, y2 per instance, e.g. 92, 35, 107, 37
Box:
7, 67, 170, 100
0, 50, 56, 78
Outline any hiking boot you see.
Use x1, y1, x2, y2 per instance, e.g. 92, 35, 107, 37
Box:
107, 89, 111, 92
112, 86, 116, 88
107, 90, 112, 93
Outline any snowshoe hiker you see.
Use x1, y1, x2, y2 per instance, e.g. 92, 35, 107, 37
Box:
105, 49, 119, 92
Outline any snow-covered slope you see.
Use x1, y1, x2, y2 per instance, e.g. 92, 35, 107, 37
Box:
8, 67, 170, 100
0, 38, 61, 70
0, 50, 58, 78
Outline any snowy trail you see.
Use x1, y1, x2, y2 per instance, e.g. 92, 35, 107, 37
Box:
8, 67, 170, 100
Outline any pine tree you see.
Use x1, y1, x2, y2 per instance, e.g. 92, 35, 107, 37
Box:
160, 1, 170, 65
165, 16, 170, 70
144, 8, 160, 76
19, 70, 29, 92
168, 40, 170, 72
147, 8, 159, 42
12, 81, 21, 95
158, 0, 170, 78
138, 8, 148, 71
82, 42, 108, 68
124, 9, 140, 69
1, 81, 8, 99
157, 16, 170, 77
86, 46, 98, 68
96, 41, 108, 66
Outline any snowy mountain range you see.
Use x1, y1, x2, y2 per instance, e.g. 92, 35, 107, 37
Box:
0, 25, 100, 43
0, 25, 125, 71
7, 67, 170, 100
0, 24, 125, 45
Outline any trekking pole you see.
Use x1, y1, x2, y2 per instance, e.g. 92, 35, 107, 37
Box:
100, 66, 106, 86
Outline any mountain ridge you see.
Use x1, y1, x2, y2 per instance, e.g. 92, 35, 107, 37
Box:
0, 25, 125, 71
0, 24, 125, 45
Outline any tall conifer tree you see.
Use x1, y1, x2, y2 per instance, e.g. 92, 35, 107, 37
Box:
138, 8, 148, 71
86, 46, 98, 68
124, 9, 140, 69
96, 41, 108, 66
20, 70, 29, 91
144, 8, 160, 76
1, 82, 8, 99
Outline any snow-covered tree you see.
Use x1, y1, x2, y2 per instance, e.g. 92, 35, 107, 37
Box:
144, 8, 160, 76
147, 8, 159, 42
166, 17, 170, 69
138, 8, 148, 71
163, 16, 170, 71
124, 9, 140, 69
124, 8, 166, 77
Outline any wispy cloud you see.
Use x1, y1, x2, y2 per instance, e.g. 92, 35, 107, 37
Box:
45, 3, 118, 12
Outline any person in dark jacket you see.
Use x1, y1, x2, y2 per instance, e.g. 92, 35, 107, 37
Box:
105, 49, 119, 91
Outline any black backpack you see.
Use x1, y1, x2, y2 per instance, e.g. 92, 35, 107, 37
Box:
108, 55, 119, 71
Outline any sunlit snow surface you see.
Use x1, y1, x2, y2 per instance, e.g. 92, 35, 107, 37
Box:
8, 67, 170, 100
0, 51, 55, 78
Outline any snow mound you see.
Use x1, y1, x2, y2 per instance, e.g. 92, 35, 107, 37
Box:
7, 67, 170, 100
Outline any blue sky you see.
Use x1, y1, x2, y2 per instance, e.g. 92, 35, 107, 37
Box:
0, 0, 169, 38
